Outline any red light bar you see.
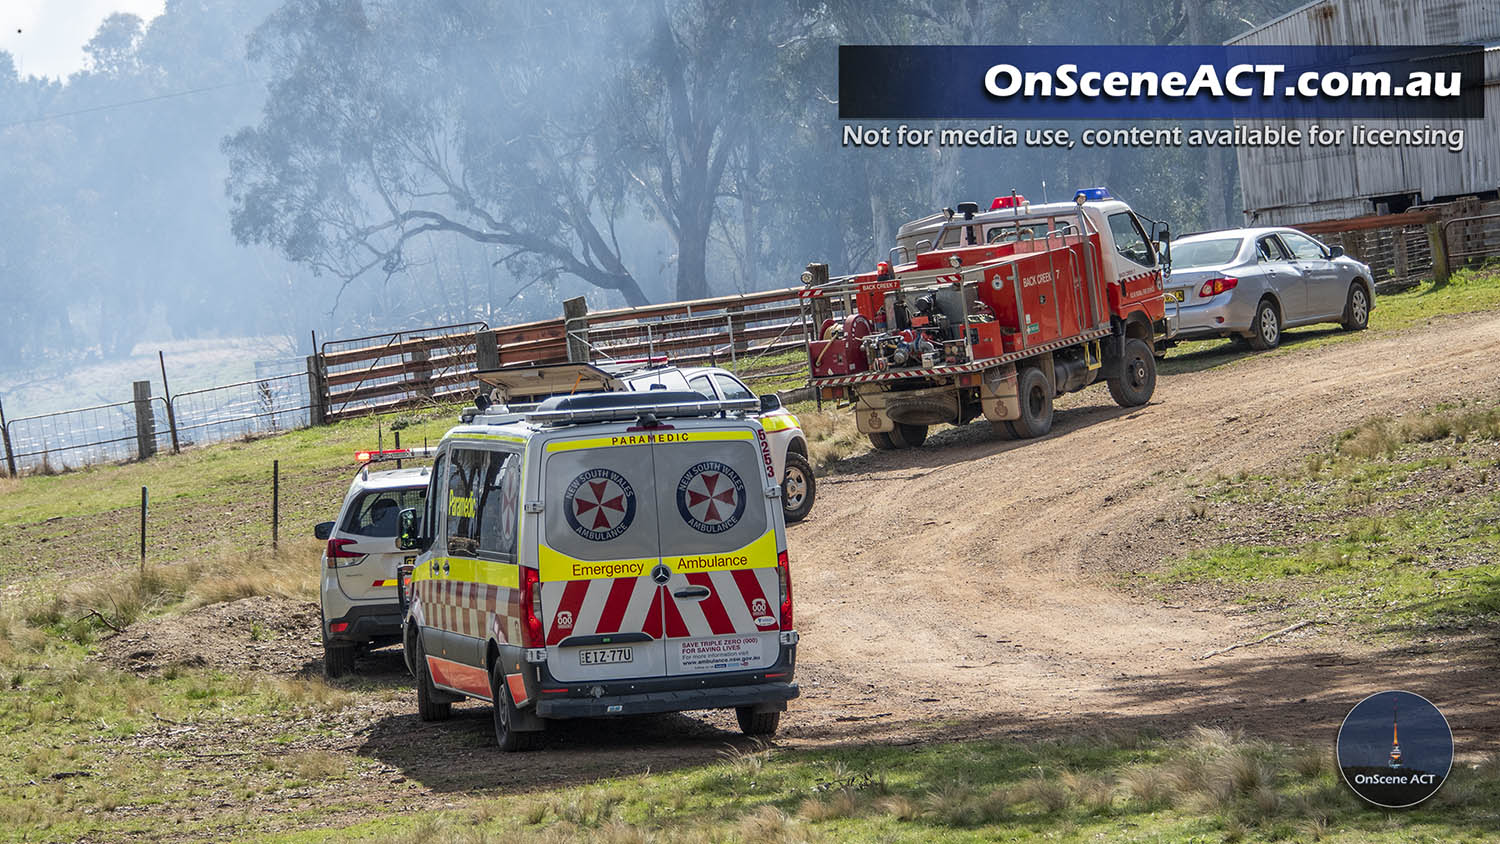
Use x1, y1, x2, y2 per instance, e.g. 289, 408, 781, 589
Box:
991, 195, 1027, 210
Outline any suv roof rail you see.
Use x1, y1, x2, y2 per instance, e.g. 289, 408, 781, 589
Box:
527, 390, 758, 425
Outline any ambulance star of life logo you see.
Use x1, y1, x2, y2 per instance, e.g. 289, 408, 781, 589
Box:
676, 461, 746, 534
563, 468, 636, 542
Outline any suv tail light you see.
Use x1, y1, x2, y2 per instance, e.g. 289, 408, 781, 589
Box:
776, 550, 793, 630
1197, 277, 1238, 298
325, 538, 365, 567
519, 566, 544, 647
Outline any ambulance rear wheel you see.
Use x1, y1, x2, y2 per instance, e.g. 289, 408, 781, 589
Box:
491, 664, 542, 752
736, 706, 781, 737
413, 636, 451, 722
868, 431, 896, 450
888, 423, 928, 448
781, 452, 816, 523
1106, 338, 1156, 408
1010, 368, 1053, 438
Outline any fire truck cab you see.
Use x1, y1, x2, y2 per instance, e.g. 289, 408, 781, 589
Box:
395, 390, 799, 751
801, 188, 1174, 448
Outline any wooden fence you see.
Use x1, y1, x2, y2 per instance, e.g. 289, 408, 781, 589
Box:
313, 288, 807, 421
1292, 198, 1500, 293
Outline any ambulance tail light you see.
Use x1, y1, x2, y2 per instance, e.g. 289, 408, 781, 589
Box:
325, 538, 364, 567
519, 565, 544, 647
1197, 277, 1239, 298
776, 550, 793, 630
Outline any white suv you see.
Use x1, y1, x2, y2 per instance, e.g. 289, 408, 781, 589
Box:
314, 466, 430, 676
619, 366, 816, 522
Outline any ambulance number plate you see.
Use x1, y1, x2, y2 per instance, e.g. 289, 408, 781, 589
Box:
579, 647, 632, 666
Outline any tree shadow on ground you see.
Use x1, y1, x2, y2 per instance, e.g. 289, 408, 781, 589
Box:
1161, 326, 1346, 376
353, 629, 1498, 794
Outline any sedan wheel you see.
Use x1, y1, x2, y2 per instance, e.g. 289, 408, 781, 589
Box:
1342, 284, 1370, 331
1247, 299, 1281, 350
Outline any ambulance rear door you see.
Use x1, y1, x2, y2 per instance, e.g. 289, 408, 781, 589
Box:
538, 432, 666, 683
652, 424, 783, 676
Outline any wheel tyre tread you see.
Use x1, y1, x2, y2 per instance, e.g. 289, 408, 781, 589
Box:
323, 642, 356, 678
867, 431, 895, 450
414, 637, 452, 722
892, 422, 928, 448
1247, 299, 1280, 350
492, 665, 542, 752
1341, 284, 1370, 331
1105, 338, 1157, 408
1010, 368, 1053, 438
736, 706, 781, 737
781, 452, 816, 523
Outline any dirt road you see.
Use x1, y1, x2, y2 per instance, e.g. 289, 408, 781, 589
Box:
784, 311, 1500, 750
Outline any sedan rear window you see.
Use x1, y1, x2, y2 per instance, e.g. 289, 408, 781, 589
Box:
1172, 238, 1243, 269
342, 488, 425, 537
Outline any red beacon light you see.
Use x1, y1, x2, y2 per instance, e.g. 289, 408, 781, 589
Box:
991, 195, 1027, 210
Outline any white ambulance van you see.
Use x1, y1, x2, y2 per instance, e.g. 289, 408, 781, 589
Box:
396, 390, 799, 751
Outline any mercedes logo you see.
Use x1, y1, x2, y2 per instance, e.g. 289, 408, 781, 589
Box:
651, 564, 672, 585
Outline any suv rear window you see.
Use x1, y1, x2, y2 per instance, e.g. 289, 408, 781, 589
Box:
342, 488, 425, 537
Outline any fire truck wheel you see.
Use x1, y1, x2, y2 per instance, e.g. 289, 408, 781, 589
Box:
413, 636, 452, 722
1106, 338, 1156, 408
781, 452, 816, 523
490, 664, 542, 752
868, 431, 896, 450
1341, 283, 1370, 331
322, 635, 355, 679
1247, 298, 1281, 350
888, 423, 928, 448
990, 420, 1015, 440
736, 706, 781, 737
1010, 367, 1053, 438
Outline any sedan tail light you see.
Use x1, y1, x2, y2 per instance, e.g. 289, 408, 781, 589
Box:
1197, 277, 1239, 298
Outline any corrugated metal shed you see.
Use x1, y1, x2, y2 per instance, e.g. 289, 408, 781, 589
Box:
1228, 0, 1500, 225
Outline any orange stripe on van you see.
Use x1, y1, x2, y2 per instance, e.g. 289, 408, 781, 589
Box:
426, 655, 491, 699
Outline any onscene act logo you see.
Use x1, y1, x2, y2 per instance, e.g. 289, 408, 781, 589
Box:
1336, 690, 1452, 808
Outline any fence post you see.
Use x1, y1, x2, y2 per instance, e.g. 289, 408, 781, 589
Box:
563, 296, 589, 362
158, 351, 180, 454
305, 355, 327, 426
476, 330, 499, 372
1427, 221, 1451, 288
271, 460, 280, 551
410, 347, 434, 398
132, 380, 157, 461
0, 398, 15, 477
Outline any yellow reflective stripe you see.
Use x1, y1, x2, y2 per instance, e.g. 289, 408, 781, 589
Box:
544, 430, 754, 452
539, 546, 655, 582
759, 412, 801, 433
407, 556, 519, 590
664, 529, 778, 573
452, 433, 525, 444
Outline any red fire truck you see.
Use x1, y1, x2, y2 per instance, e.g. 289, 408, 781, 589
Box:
800, 188, 1175, 448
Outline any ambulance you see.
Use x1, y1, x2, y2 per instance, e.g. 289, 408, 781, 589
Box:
395, 390, 799, 751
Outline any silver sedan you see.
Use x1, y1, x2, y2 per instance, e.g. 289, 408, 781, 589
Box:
1166, 227, 1375, 350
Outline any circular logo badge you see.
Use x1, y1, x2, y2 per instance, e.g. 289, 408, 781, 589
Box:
676, 461, 746, 534
563, 468, 636, 542
1337, 690, 1452, 808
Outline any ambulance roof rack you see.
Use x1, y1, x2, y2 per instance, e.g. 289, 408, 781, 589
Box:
526, 390, 759, 425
